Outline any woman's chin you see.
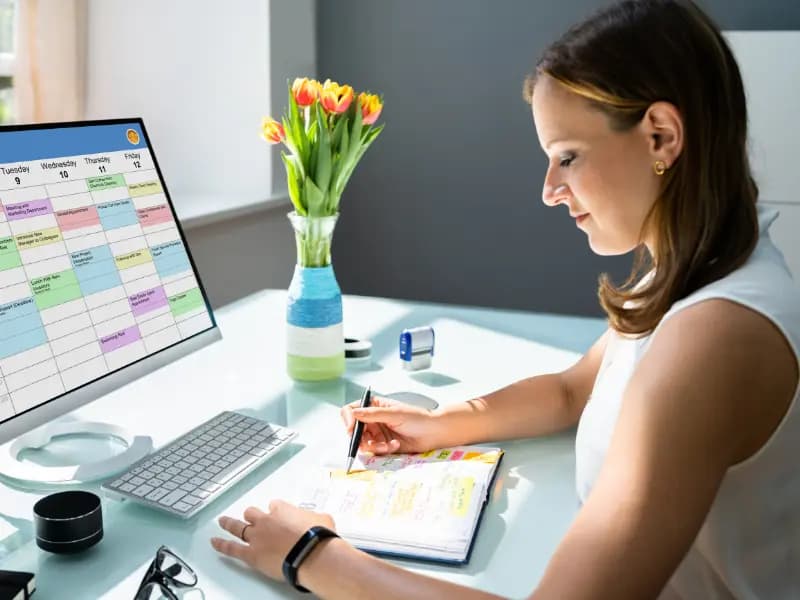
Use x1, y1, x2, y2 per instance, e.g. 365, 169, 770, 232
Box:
587, 235, 636, 256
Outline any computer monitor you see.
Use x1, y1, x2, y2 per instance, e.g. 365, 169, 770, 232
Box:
0, 119, 220, 482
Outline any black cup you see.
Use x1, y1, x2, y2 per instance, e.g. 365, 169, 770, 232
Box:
33, 490, 103, 553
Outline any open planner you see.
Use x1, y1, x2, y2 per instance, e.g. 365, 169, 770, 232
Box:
297, 446, 504, 564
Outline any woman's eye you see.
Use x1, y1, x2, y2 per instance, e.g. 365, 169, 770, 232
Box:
559, 154, 575, 168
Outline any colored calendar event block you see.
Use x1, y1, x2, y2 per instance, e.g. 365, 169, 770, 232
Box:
55, 206, 101, 232
4, 199, 53, 221
151, 240, 190, 278
115, 248, 153, 270
70, 245, 122, 295
31, 269, 83, 310
97, 199, 139, 230
169, 287, 204, 317
128, 181, 162, 197
100, 325, 142, 353
15, 227, 63, 250
0, 237, 21, 271
87, 174, 126, 191
136, 204, 172, 227
0, 298, 48, 360
129, 285, 168, 317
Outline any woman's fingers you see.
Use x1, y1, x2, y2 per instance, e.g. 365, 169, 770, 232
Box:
212, 516, 255, 563
243, 506, 266, 524
350, 406, 402, 426
369, 438, 400, 455
342, 397, 389, 432
211, 536, 252, 563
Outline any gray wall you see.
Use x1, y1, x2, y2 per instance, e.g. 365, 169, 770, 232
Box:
314, 0, 800, 317
183, 203, 295, 309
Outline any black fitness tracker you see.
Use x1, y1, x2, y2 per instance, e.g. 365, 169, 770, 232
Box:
282, 525, 340, 593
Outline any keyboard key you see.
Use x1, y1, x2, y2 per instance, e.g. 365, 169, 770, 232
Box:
133, 484, 154, 497
211, 455, 259, 485
173, 501, 193, 513
146, 489, 169, 502
159, 489, 187, 507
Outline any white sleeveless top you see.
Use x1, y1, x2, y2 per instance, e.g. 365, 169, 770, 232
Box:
575, 204, 800, 599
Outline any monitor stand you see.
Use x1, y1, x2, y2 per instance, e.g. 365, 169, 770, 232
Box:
0, 422, 152, 485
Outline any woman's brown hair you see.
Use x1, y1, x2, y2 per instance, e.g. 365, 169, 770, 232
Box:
524, 0, 759, 336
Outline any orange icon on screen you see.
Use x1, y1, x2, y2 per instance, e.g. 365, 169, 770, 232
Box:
126, 129, 140, 145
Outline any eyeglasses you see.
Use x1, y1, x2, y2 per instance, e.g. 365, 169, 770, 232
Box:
134, 545, 198, 600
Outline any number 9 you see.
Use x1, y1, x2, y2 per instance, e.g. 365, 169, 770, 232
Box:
14, 177, 20, 185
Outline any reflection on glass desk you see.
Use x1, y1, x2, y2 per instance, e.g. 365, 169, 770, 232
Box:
0, 290, 605, 599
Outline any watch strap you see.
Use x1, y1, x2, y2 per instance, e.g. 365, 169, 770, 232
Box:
282, 525, 339, 593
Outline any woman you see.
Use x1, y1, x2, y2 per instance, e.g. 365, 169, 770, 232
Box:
212, 1, 800, 597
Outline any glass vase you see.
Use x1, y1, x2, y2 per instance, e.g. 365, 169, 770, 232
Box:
285, 212, 345, 381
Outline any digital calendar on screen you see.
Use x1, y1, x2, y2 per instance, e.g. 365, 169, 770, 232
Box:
0, 121, 214, 422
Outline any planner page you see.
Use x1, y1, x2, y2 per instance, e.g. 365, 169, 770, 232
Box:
298, 447, 503, 559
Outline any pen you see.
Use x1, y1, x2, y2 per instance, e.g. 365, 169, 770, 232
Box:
346, 385, 372, 473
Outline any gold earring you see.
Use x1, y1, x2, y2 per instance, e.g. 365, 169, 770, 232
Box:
653, 160, 667, 176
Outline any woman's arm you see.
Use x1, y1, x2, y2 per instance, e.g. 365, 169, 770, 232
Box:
528, 299, 797, 598
213, 501, 506, 600
299, 538, 504, 600
430, 328, 610, 447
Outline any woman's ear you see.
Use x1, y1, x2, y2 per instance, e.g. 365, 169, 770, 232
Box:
642, 101, 684, 168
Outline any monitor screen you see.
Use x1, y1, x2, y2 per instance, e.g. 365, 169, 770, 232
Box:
0, 119, 217, 437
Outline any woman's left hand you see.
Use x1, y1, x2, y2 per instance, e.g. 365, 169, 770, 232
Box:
211, 499, 336, 582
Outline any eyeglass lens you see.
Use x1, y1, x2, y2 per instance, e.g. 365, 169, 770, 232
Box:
156, 546, 198, 587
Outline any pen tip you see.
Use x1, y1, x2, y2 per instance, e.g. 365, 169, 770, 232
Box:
345, 457, 354, 474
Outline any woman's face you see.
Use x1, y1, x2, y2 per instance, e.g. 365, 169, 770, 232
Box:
532, 74, 661, 255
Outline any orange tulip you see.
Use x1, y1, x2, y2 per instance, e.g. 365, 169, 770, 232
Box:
292, 77, 321, 107
320, 79, 354, 114
261, 117, 285, 144
358, 92, 383, 125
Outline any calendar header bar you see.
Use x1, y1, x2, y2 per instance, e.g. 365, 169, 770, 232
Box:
0, 122, 148, 163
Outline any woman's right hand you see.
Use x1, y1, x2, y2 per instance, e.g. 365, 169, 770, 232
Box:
340, 396, 443, 455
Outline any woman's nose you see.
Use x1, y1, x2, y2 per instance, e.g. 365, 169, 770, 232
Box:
542, 181, 571, 207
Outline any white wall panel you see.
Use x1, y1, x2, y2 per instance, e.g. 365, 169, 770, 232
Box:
726, 32, 800, 206
762, 201, 800, 279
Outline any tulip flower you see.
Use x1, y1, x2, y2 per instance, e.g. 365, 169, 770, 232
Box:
292, 77, 321, 107
261, 117, 285, 144
358, 92, 383, 125
320, 79, 354, 114
260, 77, 384, 223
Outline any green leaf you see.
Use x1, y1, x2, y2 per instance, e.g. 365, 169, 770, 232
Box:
307, 113, 319, 145
332, 125, 350, 196
280, 116, 304, 176
288, 84, 308, 168
304, 176, 326, 218
346, 100, 363, 167
281, 152, 306, 215
361, 124, 384, 146
315, 107, 332, 195
334, 124, 385, 199
331, 115, 346, 149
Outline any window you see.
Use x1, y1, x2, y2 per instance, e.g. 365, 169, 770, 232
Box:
0, 0, 15, 124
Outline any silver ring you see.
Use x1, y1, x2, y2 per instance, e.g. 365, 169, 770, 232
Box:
241, 523, 251, 542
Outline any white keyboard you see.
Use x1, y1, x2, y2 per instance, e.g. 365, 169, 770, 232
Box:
101, 411, 297, 518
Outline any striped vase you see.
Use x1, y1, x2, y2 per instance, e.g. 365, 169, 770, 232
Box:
286, 213, 345, 381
